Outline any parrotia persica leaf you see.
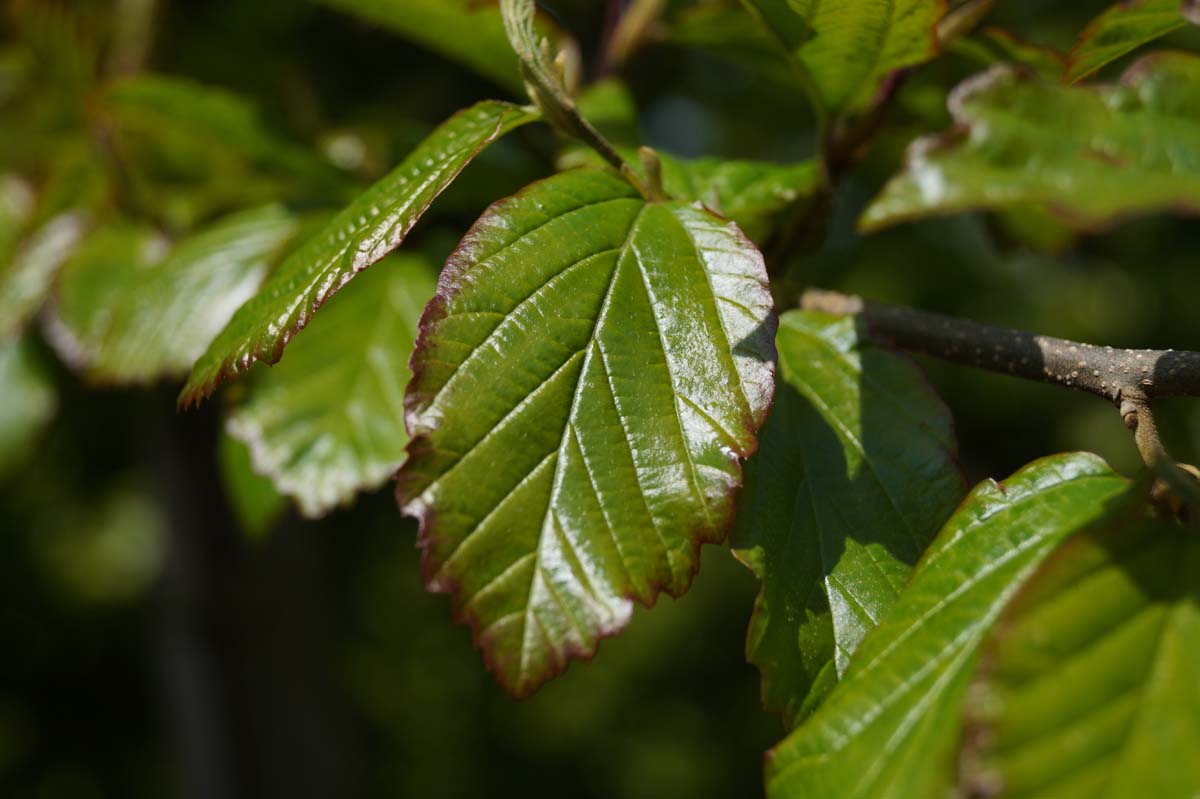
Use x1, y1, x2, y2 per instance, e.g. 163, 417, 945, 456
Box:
1066, 0, 1200, 83
961, 516, 1200, 799
48, 205, 302, 383
731, 310, 964, 727
0, 336, 57, 480
0, 212, 88, 342
766, 453, 1131, 799
228, 254, 435, 518
396, 168, 777, 697
742, 0, 944, 114
861, 52, 1200, 232
179, 100, 539, 407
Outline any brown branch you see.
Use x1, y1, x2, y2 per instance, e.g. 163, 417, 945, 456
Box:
801, 289, 1200, 471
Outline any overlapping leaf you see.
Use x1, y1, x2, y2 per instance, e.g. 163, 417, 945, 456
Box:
48, 205, 303, 383
861, 53, 1200, 232
742, 0, 945, 114
731, 310, 964, 727
1066, 0, 1200, 83
766, 453, 1131, 799
950, 27, 1066, 79
0, 336, 56, 479
397, 168, 776, 697
961, 516, 1200, 798
180, 100, 539, 406
229, 254, 435, 518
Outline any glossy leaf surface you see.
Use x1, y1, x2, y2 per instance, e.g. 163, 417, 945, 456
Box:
744, 0, 944, 114
962, 516, 1200, 798
180, 100, 538, 406
0, 336, 56, 479
397, 169, 776, 697
731, 311, 963, 727
0, 212, 87, 341
861, 53, 1200, 232
229, 254, 435, 518
1066, 0, 1200, 83
767, 453, 1130, 799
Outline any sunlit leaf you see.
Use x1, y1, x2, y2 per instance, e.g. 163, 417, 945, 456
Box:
861, 53, 1200, 232
961, 516, 1200, 799
1066, 0, 1200, 83
180, 100, 539, 406
731, 310, 964, 727
229, 254, 435, 518
0, 336, 57, 480
396, 168, 776, 697
766, 453, 1132, 799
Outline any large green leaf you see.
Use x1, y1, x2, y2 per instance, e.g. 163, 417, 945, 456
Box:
48, 206, 303, 383
228, 254, 435, 518
0, 336, 56, 480
960, 516, 1200, 798
318, 0, 557, 94
731, 310, 964, 727
742, 0, 944, 114
766, 453, 1132, 799
861, 53, 1200, 232
1066, 0, 1200, 83
0, 211, 88, 341
396, 168, 776, 697
179, 100, 539, 406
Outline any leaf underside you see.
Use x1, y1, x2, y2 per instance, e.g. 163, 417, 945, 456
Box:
962, 516, 1200, 799
731, 310, 964, 727
1066, 0, 1199, 83
179, 100, 538, 407
861, 52, 1200, 231
229, 254, 435, 518
766, 453, 1131, 799
397, 168, 776, 697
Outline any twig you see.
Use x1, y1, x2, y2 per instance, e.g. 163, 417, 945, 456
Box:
801, 289, 1200, 471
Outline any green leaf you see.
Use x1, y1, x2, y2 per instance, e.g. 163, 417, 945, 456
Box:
0, 336, 56, 480
766, 453, 1132, 799
743, 0, 945, 114
217, 432, 287, 541
1066, 0, 1200, 83
318, 0, 555, 94
960, 516, 1200, 799
0, 211, 88, 341
731, 310, 964, 727
669, 3, 800, 90
396, 168, 777, 697
949, 27, 1067, 79
55, 206, 303, 384
228, 254, 435, 518
179, 100, 539, 406
861, 53, 1200, 232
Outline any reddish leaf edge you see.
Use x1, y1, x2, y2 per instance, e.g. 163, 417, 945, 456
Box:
395, 168, 779, 698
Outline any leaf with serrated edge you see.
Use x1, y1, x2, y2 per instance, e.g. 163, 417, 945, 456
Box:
397, 168, 776, 697
731, 310, 964, 727
1066, 0, 1199, 83
961, 516, 1200, 799
861, 52, 1200, 232
766, 453, 1132, 799
179, 100, 539, 406
50, 203, 304, 381
743, 0, 945, 114
229, 254, 435, 518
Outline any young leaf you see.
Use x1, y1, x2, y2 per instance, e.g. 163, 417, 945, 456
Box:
0, 336, 56, 480
766, 453, 1132, 799
742, 0, 945, 115
396, 168, 777, 697
46, 207, 302, 383
1066, 0, 1200, 83
961, 516, 1200, 798
0, 211, 88, 341
861, 52, 1200, 232
179, 100, 539, 407
731, 310, 964, 727
228, 254, 435, 518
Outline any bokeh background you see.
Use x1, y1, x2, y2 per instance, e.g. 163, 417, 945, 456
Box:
2, 1, 1199, 796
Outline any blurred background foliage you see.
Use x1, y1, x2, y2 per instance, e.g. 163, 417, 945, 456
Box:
1, 0, 1199, 796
